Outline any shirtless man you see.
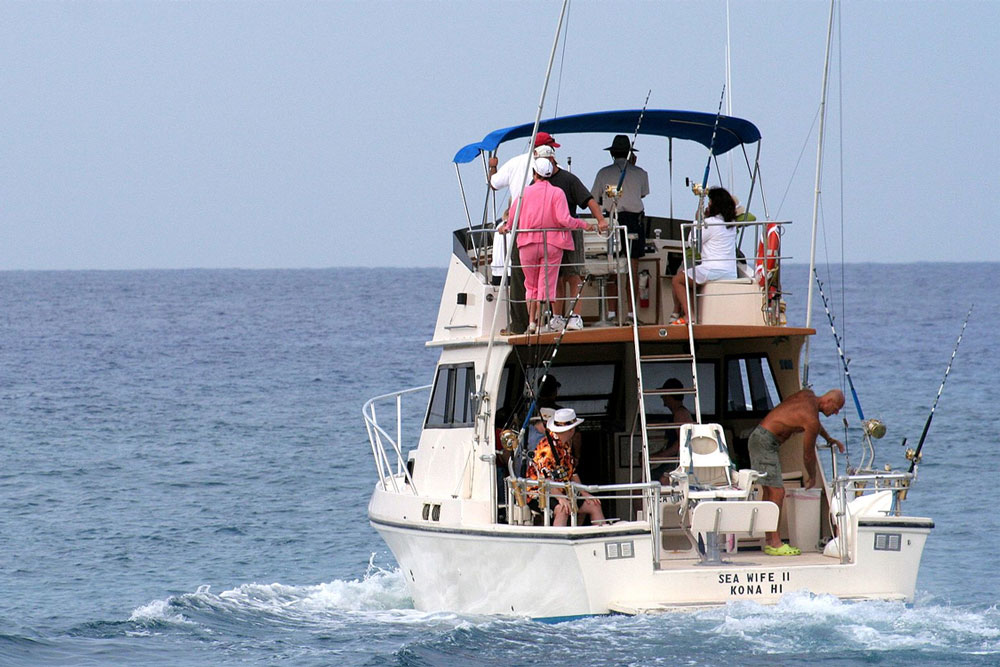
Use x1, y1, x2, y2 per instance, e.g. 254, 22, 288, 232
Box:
749, 388, 846, 556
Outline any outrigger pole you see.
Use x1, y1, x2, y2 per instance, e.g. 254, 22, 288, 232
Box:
907, 305, 973, 474
476, 0, 569, 417
802, 0, 836, 387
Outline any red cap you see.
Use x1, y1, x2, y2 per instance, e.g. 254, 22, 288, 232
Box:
534, 131, 560, 148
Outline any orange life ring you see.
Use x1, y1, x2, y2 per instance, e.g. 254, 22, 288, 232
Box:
755, 223, 780, 287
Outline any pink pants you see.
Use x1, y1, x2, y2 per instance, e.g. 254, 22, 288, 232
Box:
520, 243, 563, 302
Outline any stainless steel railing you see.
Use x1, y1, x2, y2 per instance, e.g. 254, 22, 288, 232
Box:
362, 384, 431, 495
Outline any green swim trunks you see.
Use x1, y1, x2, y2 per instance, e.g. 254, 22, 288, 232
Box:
748, 424, 783, 489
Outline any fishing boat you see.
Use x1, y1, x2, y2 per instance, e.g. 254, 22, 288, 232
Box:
362, 1, 935, 617
361, 104, 934, 617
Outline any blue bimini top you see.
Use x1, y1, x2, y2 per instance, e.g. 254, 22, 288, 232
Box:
453, 109, 761, 164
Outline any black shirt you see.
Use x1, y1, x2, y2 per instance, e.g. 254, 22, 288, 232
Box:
548, 169, 594, 213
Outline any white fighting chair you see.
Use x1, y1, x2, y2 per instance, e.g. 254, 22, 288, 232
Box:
672, 423, 777, 563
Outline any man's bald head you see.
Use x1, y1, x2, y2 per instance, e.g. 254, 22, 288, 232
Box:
819, 389, 845, 416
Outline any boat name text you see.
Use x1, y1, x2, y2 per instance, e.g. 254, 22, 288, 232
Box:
718, 571, 790, 596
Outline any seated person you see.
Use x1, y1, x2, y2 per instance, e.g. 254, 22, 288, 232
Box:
527, 408, 605, 526
650, 378, 695, 484
527, 407, 556, 453
536, 374, 563, 411
670, 186, 738, 325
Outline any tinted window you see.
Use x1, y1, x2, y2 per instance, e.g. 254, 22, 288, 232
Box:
726, 356, 779, 415
425, 363, 476, 428
526, 364, 617, 416
641, 361, 716, 418
426, 366, 450, 427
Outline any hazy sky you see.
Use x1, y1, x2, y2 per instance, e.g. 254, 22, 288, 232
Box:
2, 0, 997, 270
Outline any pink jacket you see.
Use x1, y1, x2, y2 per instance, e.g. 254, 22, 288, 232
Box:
510, 181, 587, 251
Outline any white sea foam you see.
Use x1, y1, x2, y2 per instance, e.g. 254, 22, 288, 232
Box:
128, 558, 450, 631
688, 592, 1000, 654
128, 598, 194, 626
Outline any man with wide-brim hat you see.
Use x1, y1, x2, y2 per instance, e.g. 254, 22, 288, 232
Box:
590, 134, 650, 323
527, 408, 605, 526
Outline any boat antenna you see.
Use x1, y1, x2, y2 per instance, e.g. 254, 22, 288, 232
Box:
906, 305, 973, 474
725, 0, 734, 191
801, 0, 836, 387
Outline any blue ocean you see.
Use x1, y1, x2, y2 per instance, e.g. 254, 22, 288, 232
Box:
2, 264, 998, 665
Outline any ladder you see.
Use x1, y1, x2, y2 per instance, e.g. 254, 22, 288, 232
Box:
618, 219, 702, 486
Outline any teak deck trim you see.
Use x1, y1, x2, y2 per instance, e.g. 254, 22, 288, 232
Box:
507, 324, 814, 345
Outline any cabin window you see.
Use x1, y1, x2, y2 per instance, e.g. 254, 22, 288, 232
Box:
641, 361, 716, 418
725, 355, 779, 415
425, 363, 476, 428
526, 363, 618, 416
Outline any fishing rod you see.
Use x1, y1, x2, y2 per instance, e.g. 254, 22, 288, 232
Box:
509, 275, 593, 475
906, 304, 973, 474
683, 85, 726, 324
699, 85, 726, 195
813, 269, 890, 475
813, 268, 865, 422
614, 89, 652, 192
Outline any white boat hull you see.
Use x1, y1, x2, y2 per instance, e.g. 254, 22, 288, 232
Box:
369, 485, 932, 617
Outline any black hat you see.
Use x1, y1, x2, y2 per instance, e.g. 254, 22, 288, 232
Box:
605, 135, 637, 153
538, 375, 560, 397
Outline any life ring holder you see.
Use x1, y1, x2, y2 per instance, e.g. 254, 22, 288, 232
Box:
754, 223, 780, 287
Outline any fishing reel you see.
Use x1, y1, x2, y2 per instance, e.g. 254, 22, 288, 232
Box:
862, 418, 887, 440
689, 181, 707, 197
499, 429, 520, 452
904, 448, 921, 465
551, 465, 570, 481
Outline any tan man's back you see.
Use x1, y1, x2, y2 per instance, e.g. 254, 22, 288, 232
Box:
759, 389, 821, 443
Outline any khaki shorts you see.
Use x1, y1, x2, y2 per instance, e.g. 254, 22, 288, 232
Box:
748, 425, 783, 488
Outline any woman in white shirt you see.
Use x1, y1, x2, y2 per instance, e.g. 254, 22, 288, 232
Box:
670, 187, 738, 325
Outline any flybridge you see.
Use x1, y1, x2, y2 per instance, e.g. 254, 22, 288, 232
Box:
452, 109, 762, 164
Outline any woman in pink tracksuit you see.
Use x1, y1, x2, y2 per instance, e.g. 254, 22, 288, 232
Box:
508, 157, 597, 333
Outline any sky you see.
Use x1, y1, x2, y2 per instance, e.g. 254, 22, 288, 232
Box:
2, 0, 998, 271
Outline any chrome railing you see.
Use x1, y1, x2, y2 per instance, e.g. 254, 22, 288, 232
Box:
506, 477, 665, 565
362, 384, 431, 495
828, 469, 916, 563
677, 219, 790, 325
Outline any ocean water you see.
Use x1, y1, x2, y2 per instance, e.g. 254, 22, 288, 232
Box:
1, 264, 998, 665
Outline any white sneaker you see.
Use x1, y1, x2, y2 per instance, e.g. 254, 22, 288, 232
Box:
548, 315, 567, 331
567, 314, 584, 330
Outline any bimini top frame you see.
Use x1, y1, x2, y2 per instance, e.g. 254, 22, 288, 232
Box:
452, 109, 761, 164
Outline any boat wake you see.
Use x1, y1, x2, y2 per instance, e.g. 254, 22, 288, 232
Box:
678, 592, 1000, 656
127, 557, 430, 632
